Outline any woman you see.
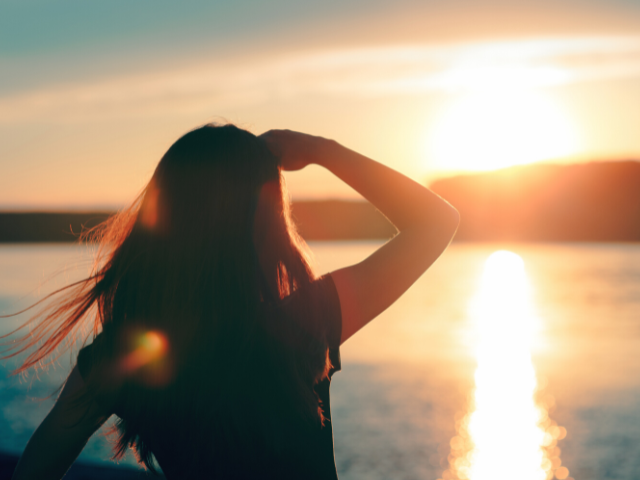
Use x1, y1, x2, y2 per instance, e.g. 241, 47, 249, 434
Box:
4, 125, 459, 479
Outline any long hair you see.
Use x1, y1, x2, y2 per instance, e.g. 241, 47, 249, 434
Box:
1, 124, 333, 474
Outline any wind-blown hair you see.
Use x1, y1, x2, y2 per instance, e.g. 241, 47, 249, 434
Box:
1, 124, 332, 474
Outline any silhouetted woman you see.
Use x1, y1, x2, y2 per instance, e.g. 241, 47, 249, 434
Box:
3, 125, 459, 479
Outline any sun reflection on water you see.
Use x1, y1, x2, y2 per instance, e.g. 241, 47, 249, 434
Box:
441, 251, 570, 480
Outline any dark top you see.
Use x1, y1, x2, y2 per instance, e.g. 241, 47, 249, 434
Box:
77, 274, 342, 479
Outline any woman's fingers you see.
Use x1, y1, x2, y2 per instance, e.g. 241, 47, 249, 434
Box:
260, 129, 323, 171
259, 130, 283, 157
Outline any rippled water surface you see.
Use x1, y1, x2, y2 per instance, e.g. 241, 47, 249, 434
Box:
1, 243, 639, 479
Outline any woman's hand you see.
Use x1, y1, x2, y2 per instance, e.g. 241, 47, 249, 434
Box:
259, 129, 335, 171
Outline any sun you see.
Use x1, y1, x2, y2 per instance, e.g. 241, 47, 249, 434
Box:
428, 90, 579, 172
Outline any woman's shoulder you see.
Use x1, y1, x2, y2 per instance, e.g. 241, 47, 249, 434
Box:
76, 333, 105, 381
76, 333, 125, 413
276, 274, 342, 347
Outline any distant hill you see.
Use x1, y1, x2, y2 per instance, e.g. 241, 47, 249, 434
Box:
0, 212, 111, 243
290, 200, 395, 240
0, 202, 395, 243
430, 160, 640, 241
2, 161, 639, 243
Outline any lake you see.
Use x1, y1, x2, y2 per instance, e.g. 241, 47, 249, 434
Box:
1, 242, 639, 480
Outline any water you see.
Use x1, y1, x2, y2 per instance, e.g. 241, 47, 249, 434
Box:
1, 243, 640, 479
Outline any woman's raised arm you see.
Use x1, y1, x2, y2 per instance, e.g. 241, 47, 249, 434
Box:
261, 130, 459, 344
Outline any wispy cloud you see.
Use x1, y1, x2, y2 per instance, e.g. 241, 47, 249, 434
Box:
1, 36, 640, 123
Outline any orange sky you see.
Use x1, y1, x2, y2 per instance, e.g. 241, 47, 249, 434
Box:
1, 0, 639, 208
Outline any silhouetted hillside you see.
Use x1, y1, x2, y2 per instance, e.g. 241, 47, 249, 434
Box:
430, 160, 640, 241
0, 212, 111, 243
3, 161, 640, 243
291, 200, 395, 240
0, 203, 395, 243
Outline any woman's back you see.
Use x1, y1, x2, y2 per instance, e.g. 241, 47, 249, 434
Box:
76, 273, 343, 479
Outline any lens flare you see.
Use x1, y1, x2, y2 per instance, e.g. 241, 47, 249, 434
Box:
441, 251, 569, 480
120, 330, 169, 374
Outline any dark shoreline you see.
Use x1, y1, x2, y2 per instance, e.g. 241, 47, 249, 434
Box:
3, 160, 640, 243
0, 212, 112, 244
0, 202, 397, 243
2, 199, 640, 243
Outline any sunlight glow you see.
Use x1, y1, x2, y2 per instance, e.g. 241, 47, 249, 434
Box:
429, 89, 579, 172
438, 65, 570, 92
441, 251, 569, 480
4, 36, 639, 124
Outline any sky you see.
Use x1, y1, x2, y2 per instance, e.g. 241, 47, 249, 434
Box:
1, 0, 640, 208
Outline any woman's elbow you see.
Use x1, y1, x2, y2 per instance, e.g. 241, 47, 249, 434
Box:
448, 205, 461, 234
438, 203, 460, 240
